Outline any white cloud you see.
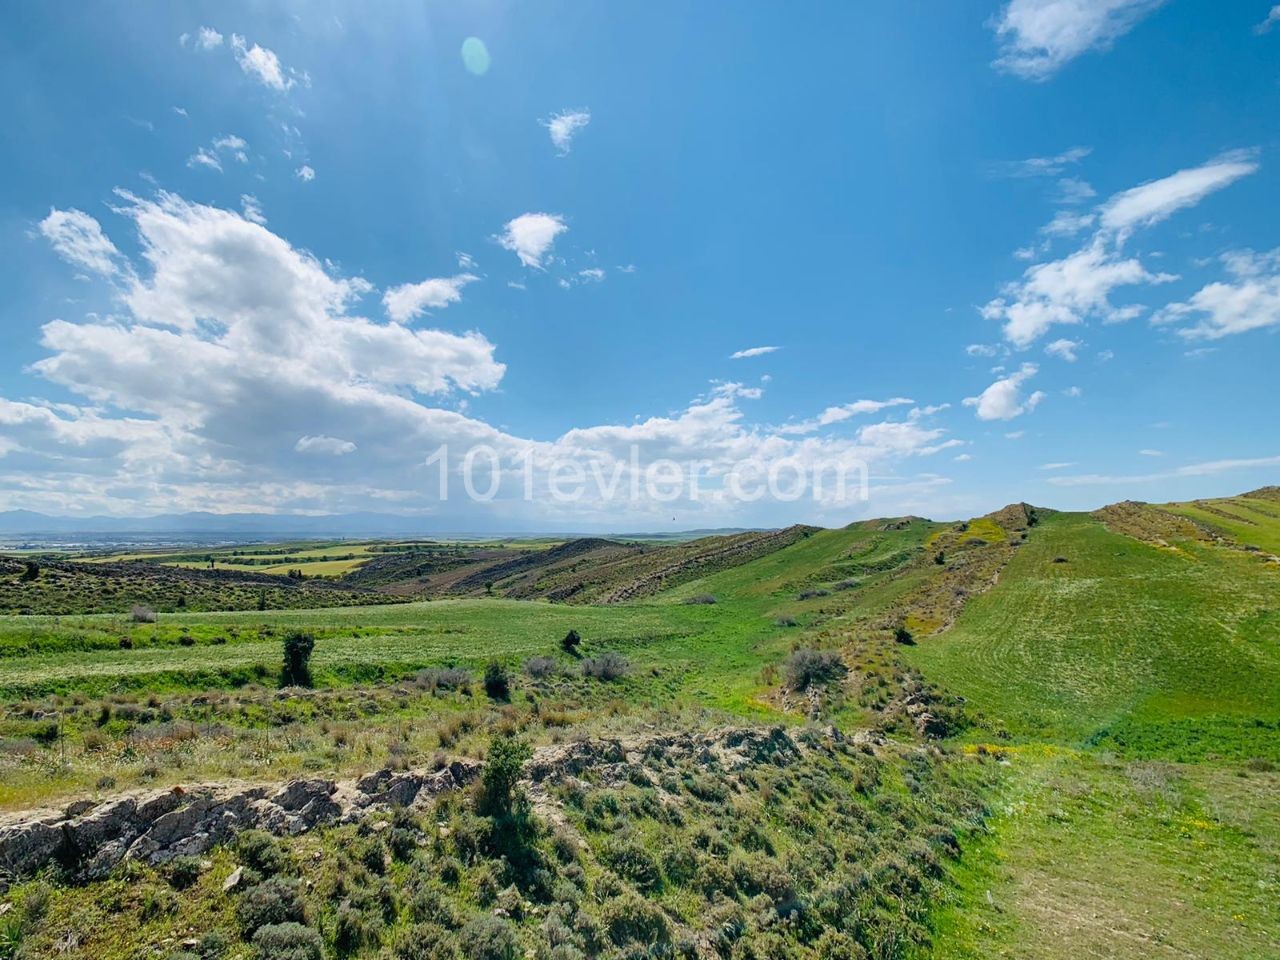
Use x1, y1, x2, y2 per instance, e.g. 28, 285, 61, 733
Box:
172, 106, 189, 118
779, 397, 914, 435
1039, 461, 1076, 470
954, 453, 973, 462
991, 145, 1091, 178
296, 165, 315, 182
16, 191, 968, 523
240, 194, 266, 225
230, 34, 295, 91
542, 109, 591, 155
1045, 338, 1082, 361
983, 152, 1258, 347
295, 435, 357, 456
383, 274, 479, 323
963, 363, 1046, 420
38, 208, 124, 277
992, 0, 1166, 80
731, 345, 780, 359
1138, 448, 1164, 456
578, 267, 605, 283
1005, 430, 1026, 439
983, 239, 1169, 346
1047, 454, 1280, 486
965, 343, 1001, 358
1153, 248, 1280, 340
497, 213, 567, 269
187, 147, 222, 172
1056, 177, 1097, 204
1099, 150, 1259, 233
213, 134, 248, 163
195, 26, 223, 50
1255, 5, 1280, 33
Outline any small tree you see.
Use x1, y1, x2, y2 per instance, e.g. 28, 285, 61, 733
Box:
560, 629, 581, 655
281, 631, 316, 687
477, 734, 531, 818
893, 625, 915, 645
483, 661, 510, 700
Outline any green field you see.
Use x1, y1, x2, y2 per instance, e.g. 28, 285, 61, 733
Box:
0, 492, 1277, 960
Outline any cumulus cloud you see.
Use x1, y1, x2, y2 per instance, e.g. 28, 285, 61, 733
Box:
497, 213, 567, 269
38, 208, 125, 277
1153, 248, 1280, 340
731, 346, 780, 359
296, 165, 315, 182
983, 152, 1258, 346
992, 0, 1166, 80
1045, 338, 1082, 361
230, 34, 296, 91
542, 109, 591, 155
383, 274, 479, 323
963, 364, 1046, 420
12, 191, 962, 523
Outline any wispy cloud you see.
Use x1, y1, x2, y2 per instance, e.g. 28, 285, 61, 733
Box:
990, 145, 1090, 178
730, 346, 780, 359
1255, 5, 1280, 34
542, 109, 591, 155
992, 0, 1167, 80
1047, 455, 1280, 486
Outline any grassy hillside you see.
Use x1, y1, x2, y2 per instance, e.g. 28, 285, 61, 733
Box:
0, 491, 1276, 960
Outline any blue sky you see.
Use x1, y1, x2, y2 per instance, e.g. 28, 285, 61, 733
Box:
0, 1, 1278, 530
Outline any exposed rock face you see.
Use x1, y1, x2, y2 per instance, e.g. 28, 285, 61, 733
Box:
0, 761, 479, 886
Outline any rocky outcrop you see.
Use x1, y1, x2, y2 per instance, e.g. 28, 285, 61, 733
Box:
0, 761, 479, 887
0, 725, 850, 889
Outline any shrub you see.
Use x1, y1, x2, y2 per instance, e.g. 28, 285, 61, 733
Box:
392, 923, 461, 960
483, 662, 510, 700
280, 631, 316, 687
20, 560, 39, 582
131, 604, 157, 623
416, 667, 470, 693
797, 588, 830, 600
600, 889, 669, 947
893, 625, 915, 645
477, 734, 531, 818
167, 854, 203, 890
684, 593, 716, 605
783, 648, 847, 691
178, 633, 196, 647
250, 922, 322, 960
458, 916, 518, 960
237, 876, 305, 934
775, 616, 798, 628
524, 656, 559, 679
600, 839, 662, 892
581, 652, 628, 681
334, 900, 383, 954
237, 829, 287, 876
560, 629, 581, 654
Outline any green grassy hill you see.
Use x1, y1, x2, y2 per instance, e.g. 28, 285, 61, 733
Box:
0, 490, 1275, 960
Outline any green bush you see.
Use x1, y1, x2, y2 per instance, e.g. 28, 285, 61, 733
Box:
783, 648, 846, 691
237, 829, 288, 876
600, 889, 669, 947
250, 922, 322, 960
237, 876, 305, 934
167, 855, 203, 890
483, 661, 510, 700
457, 916, 519, 960
477, 734, 531, 818
600, 839, 663, 892
281, 631, 316, 687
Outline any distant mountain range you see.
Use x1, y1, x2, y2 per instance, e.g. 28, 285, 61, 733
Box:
0, 509, 758, 541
